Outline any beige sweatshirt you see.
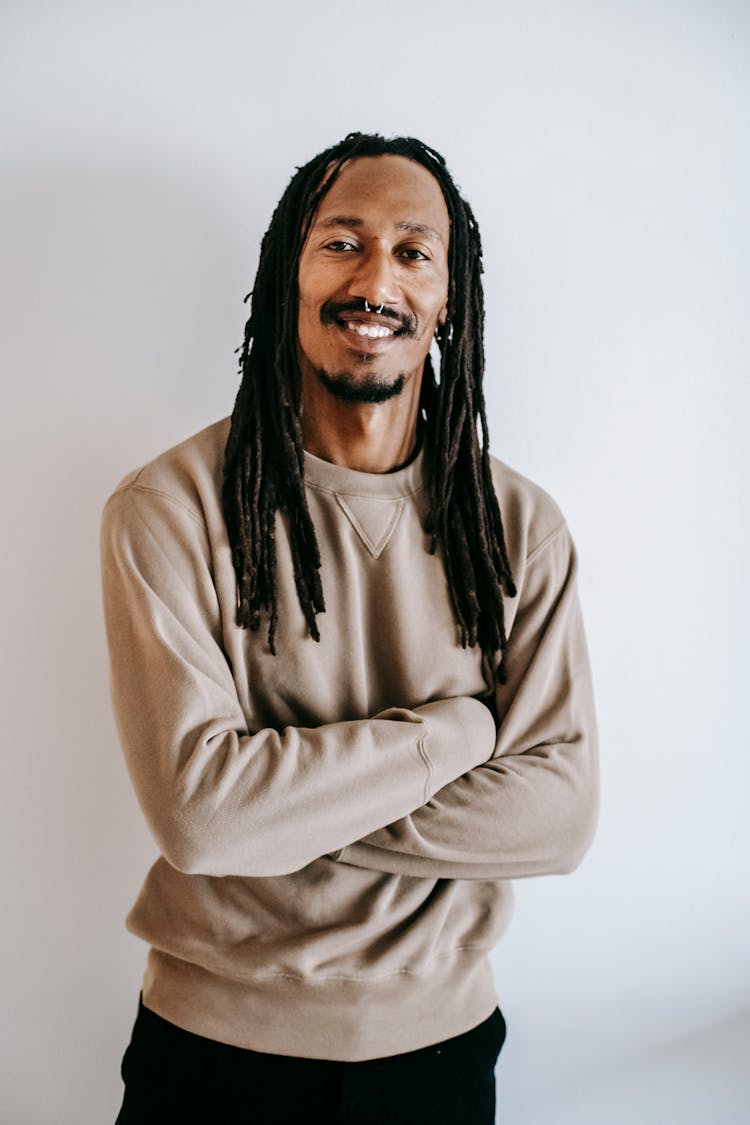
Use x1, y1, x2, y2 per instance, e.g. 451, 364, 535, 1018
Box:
101, 417, 598, 1061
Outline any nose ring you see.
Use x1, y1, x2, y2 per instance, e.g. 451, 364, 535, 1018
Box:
364, 300, 384, 314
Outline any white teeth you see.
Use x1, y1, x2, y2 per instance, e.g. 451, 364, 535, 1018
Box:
345, 321, 393, 339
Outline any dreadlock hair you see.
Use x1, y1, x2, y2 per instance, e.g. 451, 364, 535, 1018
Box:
223, 132, 517, 675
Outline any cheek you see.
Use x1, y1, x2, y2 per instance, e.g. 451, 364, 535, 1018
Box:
296, 294, 319, 354
414, 289, 449, 338
297, 268, 324, 326
296, 261, 318, 313
297, 295, 316, 324
298, 257, 335, 303
419, 272, 448, 314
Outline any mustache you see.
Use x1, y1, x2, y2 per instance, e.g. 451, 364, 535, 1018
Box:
320, 299, 416, 336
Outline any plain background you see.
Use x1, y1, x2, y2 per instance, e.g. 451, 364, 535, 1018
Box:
1, 1, 748, 1122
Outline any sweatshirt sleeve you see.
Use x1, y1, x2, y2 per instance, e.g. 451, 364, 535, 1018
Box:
101, 481, 497, 878
332, 523, 599, 880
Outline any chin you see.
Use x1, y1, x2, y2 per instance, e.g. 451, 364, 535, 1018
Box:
315, 368, 406, 404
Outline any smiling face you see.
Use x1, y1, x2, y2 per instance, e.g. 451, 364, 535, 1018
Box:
297, 155, 450, 404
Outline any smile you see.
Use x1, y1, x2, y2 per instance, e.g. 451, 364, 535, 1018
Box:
343, 321, 395, 339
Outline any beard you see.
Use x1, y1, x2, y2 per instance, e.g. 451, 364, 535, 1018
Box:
314, 366, 406, 404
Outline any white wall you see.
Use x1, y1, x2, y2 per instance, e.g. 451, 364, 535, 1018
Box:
2, 1, 748, 1122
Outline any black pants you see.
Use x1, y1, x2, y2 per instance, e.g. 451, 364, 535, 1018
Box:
116, 997, 506, 1124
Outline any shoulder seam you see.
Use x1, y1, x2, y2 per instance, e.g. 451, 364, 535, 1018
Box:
124, 477, 206, 527
525, 520, 567, 566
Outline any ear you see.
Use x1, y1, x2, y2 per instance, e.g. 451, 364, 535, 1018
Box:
438, 301, 448, 326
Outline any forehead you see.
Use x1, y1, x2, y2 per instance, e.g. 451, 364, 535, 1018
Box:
312, 155, 450, 244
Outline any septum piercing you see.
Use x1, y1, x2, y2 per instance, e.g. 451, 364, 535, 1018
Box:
363, 300, 384, 314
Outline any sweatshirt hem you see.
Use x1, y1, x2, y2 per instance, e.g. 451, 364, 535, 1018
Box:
142, 946, 498, 1062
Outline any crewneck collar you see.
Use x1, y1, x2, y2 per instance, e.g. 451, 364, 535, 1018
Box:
303, 446, 427, 498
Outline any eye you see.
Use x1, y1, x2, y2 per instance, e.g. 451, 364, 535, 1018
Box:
398, 247, 430, 261
324, 240, 358, 252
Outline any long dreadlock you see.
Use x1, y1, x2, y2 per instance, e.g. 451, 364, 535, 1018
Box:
223, 132, 517, 675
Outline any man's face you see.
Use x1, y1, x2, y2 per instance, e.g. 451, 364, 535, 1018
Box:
297, 155, 450, 404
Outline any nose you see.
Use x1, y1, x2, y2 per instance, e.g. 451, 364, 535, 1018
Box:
347, 244, 401, 309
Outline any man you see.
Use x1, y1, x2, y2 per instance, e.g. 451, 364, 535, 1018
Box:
102, 132, 598, 1124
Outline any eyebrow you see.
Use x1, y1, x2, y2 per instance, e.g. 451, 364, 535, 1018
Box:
314, 216, 443, 242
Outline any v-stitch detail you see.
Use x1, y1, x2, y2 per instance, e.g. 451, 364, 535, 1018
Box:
335, 494, 405, 559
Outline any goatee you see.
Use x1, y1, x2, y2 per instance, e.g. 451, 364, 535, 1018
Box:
315, 368, 406, 404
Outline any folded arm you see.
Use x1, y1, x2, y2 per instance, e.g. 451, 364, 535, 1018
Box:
331, 524, 599, 880
101, 483, 496, 878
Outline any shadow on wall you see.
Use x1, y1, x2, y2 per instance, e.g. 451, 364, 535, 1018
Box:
1, 152, 257, 1125
500, 1006, 750, 1125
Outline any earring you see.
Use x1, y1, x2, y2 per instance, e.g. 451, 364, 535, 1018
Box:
436, 320, 453, 345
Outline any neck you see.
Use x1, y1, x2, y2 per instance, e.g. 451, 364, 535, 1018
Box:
300, 369, 423, 474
